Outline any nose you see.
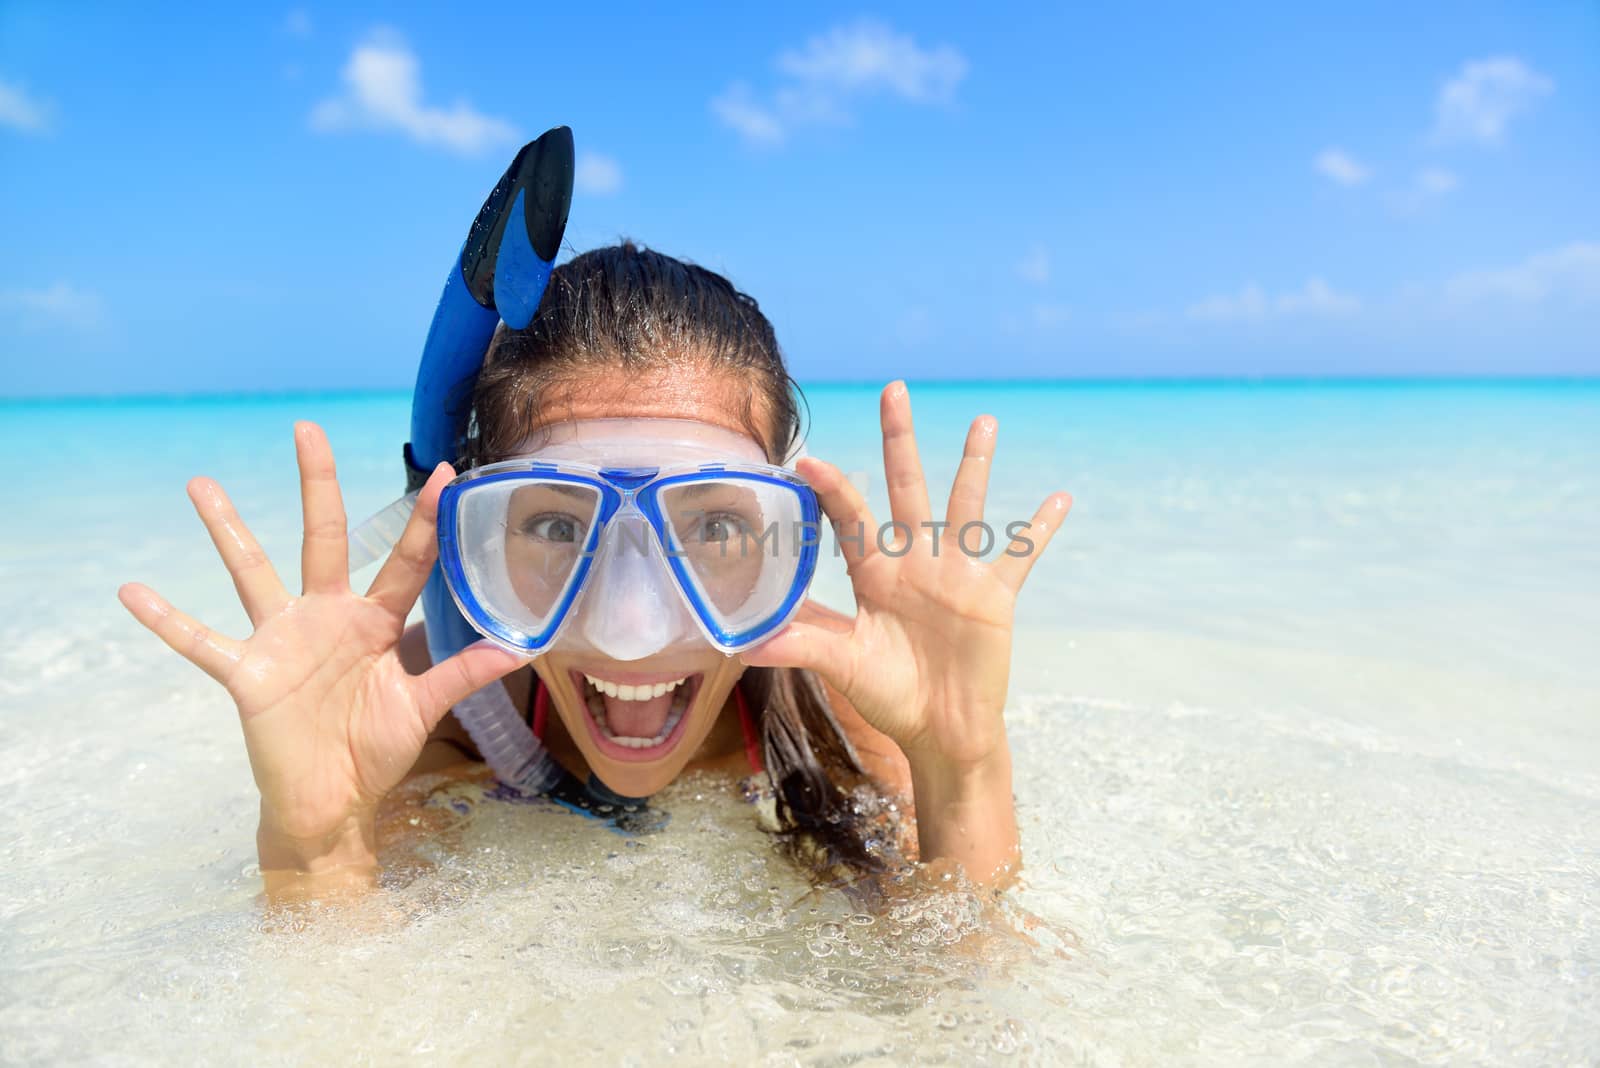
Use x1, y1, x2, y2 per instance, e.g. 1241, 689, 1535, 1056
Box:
578, 514, 698, 661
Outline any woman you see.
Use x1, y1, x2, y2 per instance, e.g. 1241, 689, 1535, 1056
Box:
116, 243, 1071, 902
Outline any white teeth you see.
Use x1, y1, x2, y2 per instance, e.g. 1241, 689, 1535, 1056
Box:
582, 673, 688, 702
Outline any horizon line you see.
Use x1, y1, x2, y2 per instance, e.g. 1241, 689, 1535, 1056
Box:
3, 372, 1598, 406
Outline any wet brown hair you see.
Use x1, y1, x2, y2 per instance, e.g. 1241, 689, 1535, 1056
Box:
464, 242, 902, 880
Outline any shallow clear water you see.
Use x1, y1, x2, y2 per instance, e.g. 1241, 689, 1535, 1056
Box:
2, 382, 1597, 1064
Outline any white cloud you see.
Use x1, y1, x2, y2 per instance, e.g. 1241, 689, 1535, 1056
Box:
712, 19, 967, 147
283, 9, 312, 37
1188, 283, 1269, 323
1188, 278, 1359, 323
310, 31, 518, 155
1314, 148, 1371, 186
1385, 168, 1463, 216
1016, 245, 1050, 285
1433, 56, 1553, 146
710, 83, 785, 146
776, 20, 967, 102
1145, 244, 1595, 362
0, 78, 51, 134
1441, 242, 1600, 305
1416, 168, 1459, 195
0, 283, 104, 329
575, 151, 622, 196
1276, 278, 1361, 316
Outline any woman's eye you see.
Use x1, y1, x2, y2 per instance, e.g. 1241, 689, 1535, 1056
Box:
518, 513, 584, 543
695, 512, 753, 544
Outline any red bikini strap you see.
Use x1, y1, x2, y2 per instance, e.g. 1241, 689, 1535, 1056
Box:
735, 682, 764, 774
532, 678, 549, 741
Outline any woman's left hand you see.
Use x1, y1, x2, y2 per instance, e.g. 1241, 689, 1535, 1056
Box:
741, 381, 1070, 872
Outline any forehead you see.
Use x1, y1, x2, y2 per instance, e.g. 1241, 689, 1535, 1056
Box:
524, 366, 774, 456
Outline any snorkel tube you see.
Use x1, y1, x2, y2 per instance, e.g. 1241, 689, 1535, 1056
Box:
406, 126, 573, 793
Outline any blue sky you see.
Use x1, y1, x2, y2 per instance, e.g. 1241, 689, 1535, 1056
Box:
1, 2, 1596, 396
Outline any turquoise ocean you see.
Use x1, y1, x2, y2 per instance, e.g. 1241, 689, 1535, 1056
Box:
2, 381, 1598, 1062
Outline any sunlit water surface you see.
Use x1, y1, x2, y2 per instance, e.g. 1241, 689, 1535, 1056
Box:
2, 382, 1597, 1064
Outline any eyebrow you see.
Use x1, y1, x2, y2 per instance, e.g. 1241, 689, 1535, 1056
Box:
671, 483, 755, 501
674, 484, 716, 500
519, 483, 596, 501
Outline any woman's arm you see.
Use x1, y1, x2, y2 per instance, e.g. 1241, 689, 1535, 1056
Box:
813, 635, 1017, 882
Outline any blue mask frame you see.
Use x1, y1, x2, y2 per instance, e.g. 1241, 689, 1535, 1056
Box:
436, 458, 822, 656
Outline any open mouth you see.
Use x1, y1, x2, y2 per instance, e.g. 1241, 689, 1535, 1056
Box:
569, 669, 703, 762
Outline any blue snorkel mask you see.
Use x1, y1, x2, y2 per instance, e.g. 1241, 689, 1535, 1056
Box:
436, 418, 819, 662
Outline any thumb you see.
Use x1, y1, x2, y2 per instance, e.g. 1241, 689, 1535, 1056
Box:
739, 621, 860, 696
412, 640, 530, 729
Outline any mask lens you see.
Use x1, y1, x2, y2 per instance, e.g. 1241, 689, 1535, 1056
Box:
454, 477, 601, 640
659, 476, 811, 638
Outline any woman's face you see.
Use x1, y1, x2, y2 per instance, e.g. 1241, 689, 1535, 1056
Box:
520, 366, 777, 798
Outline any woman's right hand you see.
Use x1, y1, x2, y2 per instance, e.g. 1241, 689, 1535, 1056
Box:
118, 422, 526, 881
